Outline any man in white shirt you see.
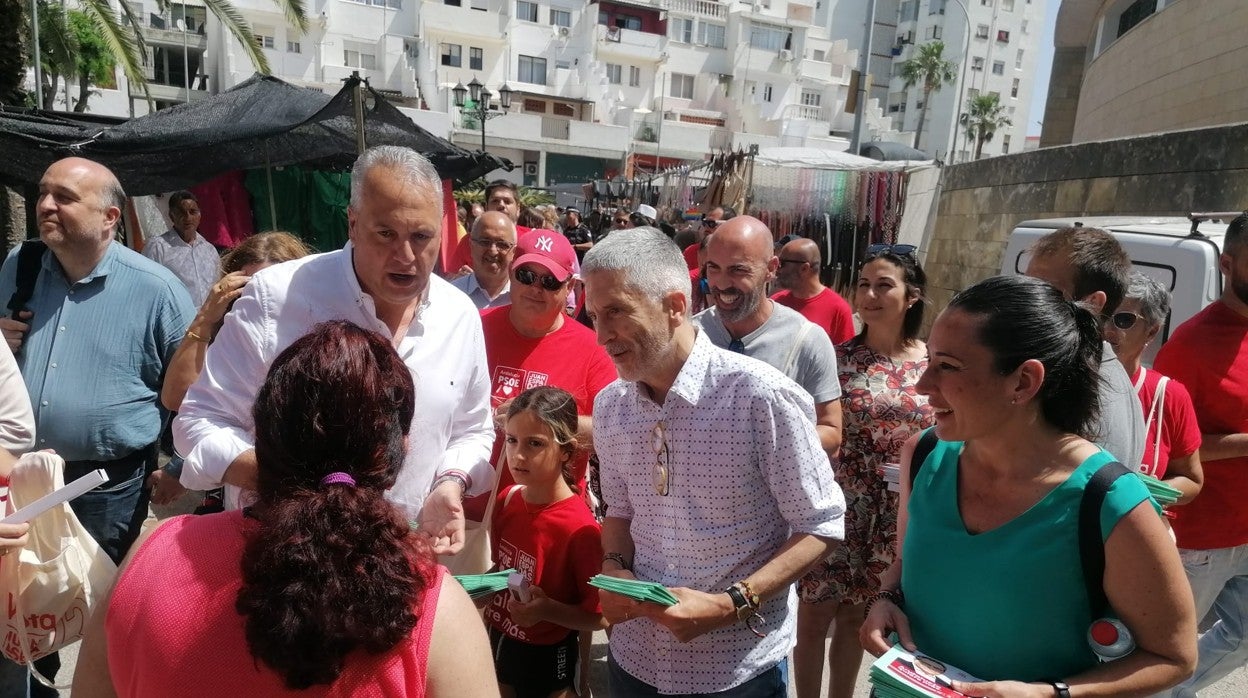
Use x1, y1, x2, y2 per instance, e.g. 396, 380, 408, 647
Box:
142, 190, 220, 306
451, 211, 515, 310
582, 226, 846, 697
175, 146, 494, 554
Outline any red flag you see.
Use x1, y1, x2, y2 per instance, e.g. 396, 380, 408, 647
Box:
439, 179, 458, 275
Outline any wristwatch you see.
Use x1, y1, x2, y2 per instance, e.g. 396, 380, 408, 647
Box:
1049, 680, 1071, 698
725, 584, 755, 621
725, 581, 767, 638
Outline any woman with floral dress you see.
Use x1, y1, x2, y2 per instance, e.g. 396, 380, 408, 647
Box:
793, 245, 935, 698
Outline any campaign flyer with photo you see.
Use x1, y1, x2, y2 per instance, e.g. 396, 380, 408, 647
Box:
869, 645, 984, 698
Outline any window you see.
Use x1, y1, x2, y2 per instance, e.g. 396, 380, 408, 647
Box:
670, 18, 693, 43
670, 73, 694, 99
892, 62, 905, 77
980, 0, 990, 5
344, 42, 377, 70
971, 56, 984, 71
1117, 0, 1155, 38
996, 29, 1009, 43
1002, 0, 1014, 9
1021, 19, 1029, 33
916, 99, 925, 110
444, 0, 460, 5
762, 83, 772, 102
1016, 49, 1024, 68
441, 43, 462, 67
553, 102, 575, 117
967, 87, 979, 100
925, 25, 942, 40
749, 23, 791, 51
555, 59, 571, 69
975, 24, 989, 39
899, 1, 918, 22
699, 22, 726, 48
254, 30, 275, 49
616, 14, 642, 30
1010, 78, 1019, 98
470, 47, 483, 70
991, 61, 1004, 75
812, 49, 825, 61
286, 40, 301, 53
800, 89, 821, 107
516, 0, 538, 22
606, 63, 622, 84
518, 55, 547, 84
523, 98, 546, 112
550, 9, 571, 27
929, 0, 946, 14
629, 65, 641, 87
471, 0, 488, 9
1002, 134, 1011, 154
989, 90, 1000, 100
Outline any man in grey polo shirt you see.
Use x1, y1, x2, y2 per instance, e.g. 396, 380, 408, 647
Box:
693, 216, 843, 453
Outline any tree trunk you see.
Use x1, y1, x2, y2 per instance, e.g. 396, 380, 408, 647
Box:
974, 133, 986, 160
40, 72, 58, 110
912, 86, 932, 149
74, 72, 89, 112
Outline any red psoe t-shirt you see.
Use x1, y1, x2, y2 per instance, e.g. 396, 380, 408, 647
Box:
772, 288, 856, 344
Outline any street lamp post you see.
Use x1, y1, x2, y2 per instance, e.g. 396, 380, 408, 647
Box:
947, 0, 972, 164
453, 77, 514, 152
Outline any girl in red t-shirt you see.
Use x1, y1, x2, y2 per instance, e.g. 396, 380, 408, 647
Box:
487, 387, 605, 698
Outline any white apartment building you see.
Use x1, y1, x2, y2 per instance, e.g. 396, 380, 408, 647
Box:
822, 0, 1043, 161
34, 0, 906, 186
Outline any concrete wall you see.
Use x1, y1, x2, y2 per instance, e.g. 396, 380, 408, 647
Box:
1038, 46, 1085, 148
921, 120, 1248, 322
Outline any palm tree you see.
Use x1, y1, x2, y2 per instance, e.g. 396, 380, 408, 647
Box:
31, 0, 309, 107
899, 40, 957, 151
0, 0, 27, 104
960, 93, 1013, 160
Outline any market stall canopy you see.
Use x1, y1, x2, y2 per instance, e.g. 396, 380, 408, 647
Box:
0, 74, 510, 194
753, 146, 930, 172
859, 141, 930, 162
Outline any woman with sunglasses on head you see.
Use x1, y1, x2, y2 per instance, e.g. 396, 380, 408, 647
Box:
73, 321, 499, 698
861, 275, 1196, 697
1105, 272, 1203, 504
793, 244, 934, 698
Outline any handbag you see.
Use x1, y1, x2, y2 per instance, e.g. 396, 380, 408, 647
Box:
0, 452, 118, 687
437, 454, 505, 576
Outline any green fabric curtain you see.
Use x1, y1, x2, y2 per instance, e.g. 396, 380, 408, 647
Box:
243, 166, 351, 253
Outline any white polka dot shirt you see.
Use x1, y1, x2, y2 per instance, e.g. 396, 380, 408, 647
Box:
595, 330, 846, 694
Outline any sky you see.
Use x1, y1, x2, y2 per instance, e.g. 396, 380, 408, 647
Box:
1027, 0, 1060, 137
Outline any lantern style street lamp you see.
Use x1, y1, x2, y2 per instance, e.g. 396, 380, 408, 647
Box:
453, 78, 513, 152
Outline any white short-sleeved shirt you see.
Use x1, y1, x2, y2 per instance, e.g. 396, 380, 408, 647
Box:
142, 229, 220, 307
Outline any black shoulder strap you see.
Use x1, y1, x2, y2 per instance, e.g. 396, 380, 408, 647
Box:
6, 240, 47, 316
907, 427, 940, 490
1079, 461, 1132, 618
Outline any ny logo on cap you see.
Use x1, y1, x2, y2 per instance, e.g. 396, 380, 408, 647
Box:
535, 236, 554, 252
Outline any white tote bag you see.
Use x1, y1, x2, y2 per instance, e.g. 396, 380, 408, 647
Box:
0, 452, 117, 683
438, 455, 504, 576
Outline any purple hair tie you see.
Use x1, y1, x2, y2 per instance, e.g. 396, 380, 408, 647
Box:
320, 472, 356, 488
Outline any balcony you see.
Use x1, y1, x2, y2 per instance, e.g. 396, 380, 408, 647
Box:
797, 58, 851, 85
667, 0, 726, 20
595, 24, 665, 62
786, 103, 828, 121
420, 0, 510, 39
452, 111, 628, 156
633, 116, 732, 159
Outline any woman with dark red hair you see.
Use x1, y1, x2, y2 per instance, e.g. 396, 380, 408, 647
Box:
72, 321, 498, 698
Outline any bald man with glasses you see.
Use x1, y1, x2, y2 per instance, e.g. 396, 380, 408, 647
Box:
773, 237, 855, 344
452, 211, 517, 310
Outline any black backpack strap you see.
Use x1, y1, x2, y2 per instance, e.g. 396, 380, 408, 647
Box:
1079, 461, 1132, 618
907, 427, 940, 490
6, 240, 47, 316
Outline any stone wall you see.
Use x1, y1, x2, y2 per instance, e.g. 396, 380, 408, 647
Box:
922, 120, 1248, 324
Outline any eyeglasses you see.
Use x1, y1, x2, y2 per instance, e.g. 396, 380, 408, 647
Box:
515, 267, 569, 292
613, 218, 630, 226
866, 243, 917, 258
778, 258, 808, 266
1110, 311, 1147, 331
652, 422, 670, 496
702, 218, 720, 229
471, 237, 514, 252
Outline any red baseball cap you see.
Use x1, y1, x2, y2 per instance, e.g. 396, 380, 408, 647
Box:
512, 229, 576, 279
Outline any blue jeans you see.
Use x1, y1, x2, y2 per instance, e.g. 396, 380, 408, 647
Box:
1170, 543, 1248, 697
608, 652, 785, 698
0, 658, 29, 698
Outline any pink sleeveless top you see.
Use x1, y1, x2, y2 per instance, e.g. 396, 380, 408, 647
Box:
106, 511, 443, 697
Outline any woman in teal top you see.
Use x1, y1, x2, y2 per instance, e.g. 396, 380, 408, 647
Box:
861, 275, 1196, 697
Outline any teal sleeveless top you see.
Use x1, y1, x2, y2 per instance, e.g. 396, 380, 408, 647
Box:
901, 439, 1151, 682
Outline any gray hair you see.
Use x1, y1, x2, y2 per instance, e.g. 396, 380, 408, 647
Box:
349, 146, 443, 217
582, 226, 690, 301
1125, 271, 1171, 327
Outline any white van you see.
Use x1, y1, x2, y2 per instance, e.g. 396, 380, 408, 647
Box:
1002, 214, 1232, 366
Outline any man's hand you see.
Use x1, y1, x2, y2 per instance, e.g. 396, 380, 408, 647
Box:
0, 310, 31, 354
146, 469, 187, 506
637, 587, 736, 643
0, 522, 29, 558
597, 567, 644, 625
506, 585, 550, 627
493, 398, 514, 432
446, 265, 473, 281
198, 271, 250, 326
949, 680, 1056, 698
420, 480, 466, 555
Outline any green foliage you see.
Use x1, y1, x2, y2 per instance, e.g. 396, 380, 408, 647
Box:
960, 93, 1012, 160
454, 180, 554, 208
899, 41, 957, 150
